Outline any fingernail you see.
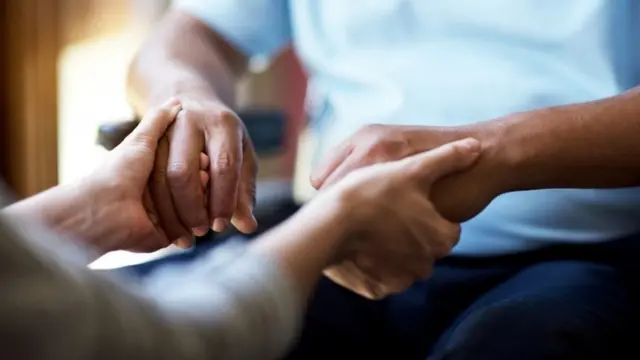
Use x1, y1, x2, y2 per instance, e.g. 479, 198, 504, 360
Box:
231, 214, 258, 234
170, 104, 183, 117
174, 237, 192, 249
212, 218, 228, 232
192, 226, 208, 237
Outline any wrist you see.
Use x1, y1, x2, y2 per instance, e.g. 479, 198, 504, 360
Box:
294, 190, 356, 263
455, 118, 521, 195
63, 178, 127, 255
403, 122, 516, 196
139, 66, 221, 110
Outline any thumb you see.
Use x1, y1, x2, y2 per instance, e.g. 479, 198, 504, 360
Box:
404, 138, 482, 183
124, 98, 182, 152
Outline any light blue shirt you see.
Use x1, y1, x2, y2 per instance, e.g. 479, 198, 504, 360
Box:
176, 0, 640, 255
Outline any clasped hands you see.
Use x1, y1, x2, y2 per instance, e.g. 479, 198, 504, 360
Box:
83, 99, 503, 299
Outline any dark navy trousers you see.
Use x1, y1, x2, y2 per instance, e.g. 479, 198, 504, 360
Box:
124, 206, 640, 360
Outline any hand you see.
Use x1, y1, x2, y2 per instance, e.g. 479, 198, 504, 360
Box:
149, 94, 258, 248
86, 99, 197, 253
317, 138, 482, 299
311, 124, 503, 222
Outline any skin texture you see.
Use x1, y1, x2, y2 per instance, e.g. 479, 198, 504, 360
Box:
1, 98, 483, 300
312, 87, 640, 224
128, 10, 640, 297
128, 11, 254, 248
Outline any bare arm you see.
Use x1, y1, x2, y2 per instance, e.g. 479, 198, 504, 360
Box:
0, 195, 346, 360
128, 10, 247, 112
469, 87, 640, 193
427, 87, 640, 221
0, 136, 480, 359
312, 87, 640, 222
127, 10, 261, 244
0, 182, 116, 260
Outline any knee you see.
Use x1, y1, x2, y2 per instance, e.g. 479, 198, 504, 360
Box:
430, 299, 585, 360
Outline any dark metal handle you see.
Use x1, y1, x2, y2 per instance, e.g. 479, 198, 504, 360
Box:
96, 119, 140, 151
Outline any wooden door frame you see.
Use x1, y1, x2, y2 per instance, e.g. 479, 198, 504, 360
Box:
1, 0, 60, 197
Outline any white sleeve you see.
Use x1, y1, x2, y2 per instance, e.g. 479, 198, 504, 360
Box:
173, 0, 292, 57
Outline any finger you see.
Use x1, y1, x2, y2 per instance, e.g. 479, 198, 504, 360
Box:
310, 140, 353, 189
200, 153, 210, 171
166, 112, 209, 236
141, 188, 171, 249
142, 187, 160, 229
230, 137, 258, 234
174, 236, 195, 249
125, 98, 181, 152
150, 135, 192, 247
191, 170, 211, 236
321, 152, 372, 189
200, 170, 210, 188
206, 113, 243, 231
405, 138, 481, 183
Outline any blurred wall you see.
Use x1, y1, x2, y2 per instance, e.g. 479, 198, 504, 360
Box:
1, 0, 59, 197
0, 0, 6, 178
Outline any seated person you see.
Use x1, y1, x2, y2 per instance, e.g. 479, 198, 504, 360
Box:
0, 100, 480, 360
127, 1, 640, 359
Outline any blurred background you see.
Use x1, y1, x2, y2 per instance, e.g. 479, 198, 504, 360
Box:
0, 0, 307, 267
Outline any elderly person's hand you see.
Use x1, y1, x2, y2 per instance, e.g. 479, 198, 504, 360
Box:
311, 124, 505, 223
144, 95, 258, 249
2, 99, 209, 256
80, 99, 199, 253
81, 99, 208, 253
314, 138, 482, 299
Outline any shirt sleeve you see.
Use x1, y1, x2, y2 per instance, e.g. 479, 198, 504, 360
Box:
172, 0, 292, 58
0, 215, 303, 360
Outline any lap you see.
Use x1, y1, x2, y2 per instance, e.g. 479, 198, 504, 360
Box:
122, 235, 640, 360
286, 241, 640, 360
428, 260, 639, 360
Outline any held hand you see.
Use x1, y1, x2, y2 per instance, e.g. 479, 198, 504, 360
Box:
87, 99, 195, 253
148, 95, 258, 249
311, 124, 502, 222
320, 138, 482, 299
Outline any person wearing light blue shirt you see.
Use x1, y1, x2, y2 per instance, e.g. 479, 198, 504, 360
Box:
128, 1, 640, 359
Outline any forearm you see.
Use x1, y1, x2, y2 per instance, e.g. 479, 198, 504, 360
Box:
471, 87, 640, 192
249, 195, 350, 301
0, 193, 350, 360
0, 182, 118, 258
127, 10, 245, 113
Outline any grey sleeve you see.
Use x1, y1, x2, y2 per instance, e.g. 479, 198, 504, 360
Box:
0, 215, 303, 360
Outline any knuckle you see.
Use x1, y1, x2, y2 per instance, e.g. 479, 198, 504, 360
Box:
212, 153, 236, 176
451, 143, 468, 158
179, 108, 197, 122
367, 141, 392, 159
219, 110, 240, 125
207, 110, 239, 128
166, 161, 195, 187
